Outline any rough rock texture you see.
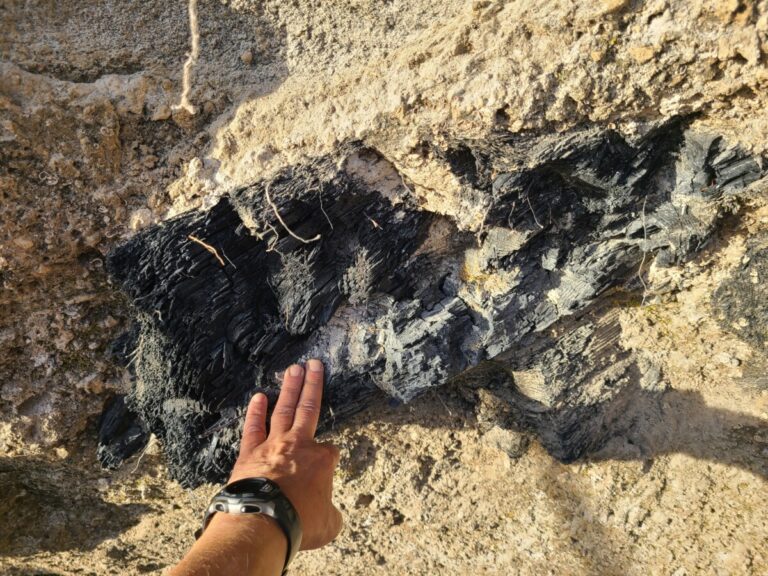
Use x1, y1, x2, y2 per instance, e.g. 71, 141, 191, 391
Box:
3, 0, 768, 574
0, 456, 149, 557
103, 121, 764, 486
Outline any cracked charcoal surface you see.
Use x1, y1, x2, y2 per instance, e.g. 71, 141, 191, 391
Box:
713, 232, 768, 353
97, 395, 149, 470
468, 305, 655, 464
101, 119, 765, 487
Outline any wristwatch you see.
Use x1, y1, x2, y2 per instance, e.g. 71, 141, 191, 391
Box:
196, 477, 302, 574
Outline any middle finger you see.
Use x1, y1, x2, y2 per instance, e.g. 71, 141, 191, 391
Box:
270, 364, 305, 433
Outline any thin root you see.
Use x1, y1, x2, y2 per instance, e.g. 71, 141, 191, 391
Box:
172, 0, 200, 115
318, 187, 334, 230
264, 183, 321, 244
188, 234, 226, 267
366, 214, 381, 229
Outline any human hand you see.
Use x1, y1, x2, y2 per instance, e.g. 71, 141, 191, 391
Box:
229, 359, 343, 550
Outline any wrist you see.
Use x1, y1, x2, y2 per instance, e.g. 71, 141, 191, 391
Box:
171, 513, 287, 576
207, 510, 287, 546
205, 513, 287, 575
196, 476, 303, 573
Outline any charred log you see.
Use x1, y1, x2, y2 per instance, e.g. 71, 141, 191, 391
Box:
100, 119, 765, 486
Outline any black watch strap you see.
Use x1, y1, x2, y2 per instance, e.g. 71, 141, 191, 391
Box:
196, 477, 302, 574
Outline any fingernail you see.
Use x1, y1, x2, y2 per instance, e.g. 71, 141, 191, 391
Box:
308, 359, 323, 372
289, 364, 303, 377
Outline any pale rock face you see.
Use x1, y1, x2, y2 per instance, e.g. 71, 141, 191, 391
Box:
2, 0, 768, 574
128, 208, 154, 231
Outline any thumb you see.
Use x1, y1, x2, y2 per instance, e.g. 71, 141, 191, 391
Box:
239, 392, 268, 455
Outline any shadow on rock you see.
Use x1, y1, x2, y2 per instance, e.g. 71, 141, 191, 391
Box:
456, 303, 768, 482
0, 456, 151, 556
588, 386, 768, 480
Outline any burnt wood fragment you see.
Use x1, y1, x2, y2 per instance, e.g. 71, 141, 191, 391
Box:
100, 120, 765, 486
713, 232, 768, 352
97, 395, 148, 470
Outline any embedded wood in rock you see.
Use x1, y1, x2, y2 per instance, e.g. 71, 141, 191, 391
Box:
101, 119, 765, 487
713, 232, 768, 353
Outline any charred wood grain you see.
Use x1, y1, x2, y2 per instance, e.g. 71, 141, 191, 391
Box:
100, 119, 765, 486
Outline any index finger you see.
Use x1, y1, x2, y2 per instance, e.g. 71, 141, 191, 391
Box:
292, 358, 324, 439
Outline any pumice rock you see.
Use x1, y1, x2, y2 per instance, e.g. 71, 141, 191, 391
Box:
101, 118, 765, 487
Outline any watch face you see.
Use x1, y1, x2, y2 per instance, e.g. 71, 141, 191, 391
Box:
223, 477, 278, 497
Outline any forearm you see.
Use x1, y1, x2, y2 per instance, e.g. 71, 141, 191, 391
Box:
169, 360, 341, 574
170, 513, 287, 576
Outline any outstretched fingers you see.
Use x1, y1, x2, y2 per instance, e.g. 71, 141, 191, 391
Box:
292, 359, 324, 439
239, 392, 268, 455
